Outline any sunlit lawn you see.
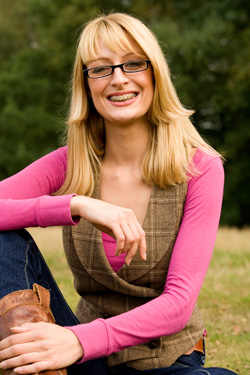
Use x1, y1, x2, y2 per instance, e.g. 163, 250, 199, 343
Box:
28, 226, 250, 375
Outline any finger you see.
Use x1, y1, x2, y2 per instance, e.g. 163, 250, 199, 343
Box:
11, 322, 42, 331
126, 217, 146, 261
110, 208, 145, 259
10, 326, 31, 334
111, 223, 126, 256
0, 331, 31, 354
14, 360, 50, 374
124, 241, 139, 266
0, 349, 39, 370
119, 221, 139, 255
119, 222, 142, 265
126, 210, 146, 258
0, 327, 43, 352
0, 341, 41, 364
0, 333, 29, 352
135, 224, 147, 261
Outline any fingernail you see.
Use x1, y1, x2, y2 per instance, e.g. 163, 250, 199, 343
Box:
14, 368, 22, 374
1, 362, 7, 369
126, 258, 132, 266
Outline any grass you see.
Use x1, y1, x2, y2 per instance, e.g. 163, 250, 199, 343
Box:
28, 226, 250, 375
197, 227, 250, 374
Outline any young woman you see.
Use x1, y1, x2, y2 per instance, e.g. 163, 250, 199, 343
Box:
0, 13, 237, 375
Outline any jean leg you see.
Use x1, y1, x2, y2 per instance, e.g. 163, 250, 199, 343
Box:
0, 230, 33, 297
0, 229, 77, 325
0, 229, 110, 375
1, 231, 237, 375
173, 351, 238, 375
110, 365, 238, 375
110, 351, 238, 375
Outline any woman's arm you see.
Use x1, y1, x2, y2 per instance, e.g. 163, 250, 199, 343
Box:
0, 146, 149, 373
0, 151, 224, 372
0, 147, 77, 230
1, 145, 146, 257
67, 151, 224, 361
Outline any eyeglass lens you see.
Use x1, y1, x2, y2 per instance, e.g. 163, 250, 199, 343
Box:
87, 60, 148, 78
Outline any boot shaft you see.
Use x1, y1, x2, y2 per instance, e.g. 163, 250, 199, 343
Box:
0, 284, 66, 375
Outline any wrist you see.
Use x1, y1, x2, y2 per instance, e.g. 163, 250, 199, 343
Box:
70, 196, 81, 217
70, 195, 90, 220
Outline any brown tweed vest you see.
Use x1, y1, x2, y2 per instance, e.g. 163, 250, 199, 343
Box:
63, 179, 204, 370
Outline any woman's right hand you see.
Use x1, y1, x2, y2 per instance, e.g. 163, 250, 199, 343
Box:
70, 195, 146, 265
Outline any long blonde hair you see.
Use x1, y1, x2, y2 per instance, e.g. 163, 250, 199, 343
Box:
56, 12, 221, 196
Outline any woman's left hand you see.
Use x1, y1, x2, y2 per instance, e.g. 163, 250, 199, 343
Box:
0, 322, 84, 374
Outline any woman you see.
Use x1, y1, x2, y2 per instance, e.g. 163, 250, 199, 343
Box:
0, 12, 237, 375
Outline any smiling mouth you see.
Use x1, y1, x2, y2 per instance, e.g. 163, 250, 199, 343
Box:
109, 93, 137, 102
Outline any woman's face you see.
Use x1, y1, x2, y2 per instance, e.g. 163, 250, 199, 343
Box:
86, 37, 154, 128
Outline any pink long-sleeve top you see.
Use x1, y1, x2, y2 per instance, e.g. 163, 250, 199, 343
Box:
0, 147, 224, 362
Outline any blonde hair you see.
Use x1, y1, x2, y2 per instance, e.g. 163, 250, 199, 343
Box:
57, 12, 221, 196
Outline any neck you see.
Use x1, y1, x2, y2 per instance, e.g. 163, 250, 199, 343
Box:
103, 120, 150, 167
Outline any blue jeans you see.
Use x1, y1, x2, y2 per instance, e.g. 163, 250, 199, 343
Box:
0, 230, 237, 375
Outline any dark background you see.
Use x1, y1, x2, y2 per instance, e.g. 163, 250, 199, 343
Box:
1, 0, 249, 226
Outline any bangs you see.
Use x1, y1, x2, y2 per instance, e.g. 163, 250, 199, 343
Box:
79, 20, 145, 66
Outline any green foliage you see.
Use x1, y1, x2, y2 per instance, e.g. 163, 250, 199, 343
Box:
0, 0, 249, 225
148, 1, 250, 226
0, 0, 99, 176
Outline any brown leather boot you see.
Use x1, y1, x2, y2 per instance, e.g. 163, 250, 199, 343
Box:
0, 284, 66, 375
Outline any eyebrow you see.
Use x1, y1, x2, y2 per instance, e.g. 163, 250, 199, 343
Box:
89, 52, 146, 65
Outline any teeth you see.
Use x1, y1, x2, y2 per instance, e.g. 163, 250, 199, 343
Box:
109, 93, 137, 102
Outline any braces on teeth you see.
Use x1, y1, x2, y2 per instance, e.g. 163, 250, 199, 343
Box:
109, 93, 137, 102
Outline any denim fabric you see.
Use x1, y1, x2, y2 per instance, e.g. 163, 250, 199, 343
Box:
0, 229, 78, 325
0, 229, 108, 375
110, 351, 237, 375
0, 230, 238, 375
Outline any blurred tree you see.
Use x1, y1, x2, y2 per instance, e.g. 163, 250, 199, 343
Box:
0, 0, 99, 177
150, 0, 250, 226
0, 0, 249, 226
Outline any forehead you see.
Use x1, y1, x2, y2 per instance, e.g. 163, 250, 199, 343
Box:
81, 28, 145, 65
93, 41, 145, 64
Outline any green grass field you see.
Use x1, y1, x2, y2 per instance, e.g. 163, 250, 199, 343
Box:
28, 226, 250, 375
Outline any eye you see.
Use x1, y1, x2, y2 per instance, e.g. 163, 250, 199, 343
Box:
90, 66, 111, 76
124, 60, 146, 71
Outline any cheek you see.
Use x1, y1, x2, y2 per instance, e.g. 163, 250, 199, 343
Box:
88, 82, 98, 98
88, 78, 103, 98
143, 71, 154, 100
144, 79, 154, 109
89, 91, 108, 119
88, 83, 105, 109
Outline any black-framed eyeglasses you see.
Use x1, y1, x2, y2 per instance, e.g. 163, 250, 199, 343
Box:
83, 59, 150, 79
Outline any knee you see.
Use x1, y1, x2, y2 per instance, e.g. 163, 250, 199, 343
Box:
0, 230, 37, 298
0, 229, 33, 252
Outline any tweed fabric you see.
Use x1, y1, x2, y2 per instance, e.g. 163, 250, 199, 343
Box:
63, 178, 204, 370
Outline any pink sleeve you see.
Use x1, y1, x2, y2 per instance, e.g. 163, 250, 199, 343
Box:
67, 151, 224, 362
0, 147, 78, 230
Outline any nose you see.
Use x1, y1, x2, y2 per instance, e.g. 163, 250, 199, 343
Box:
110, 66, 129, 86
